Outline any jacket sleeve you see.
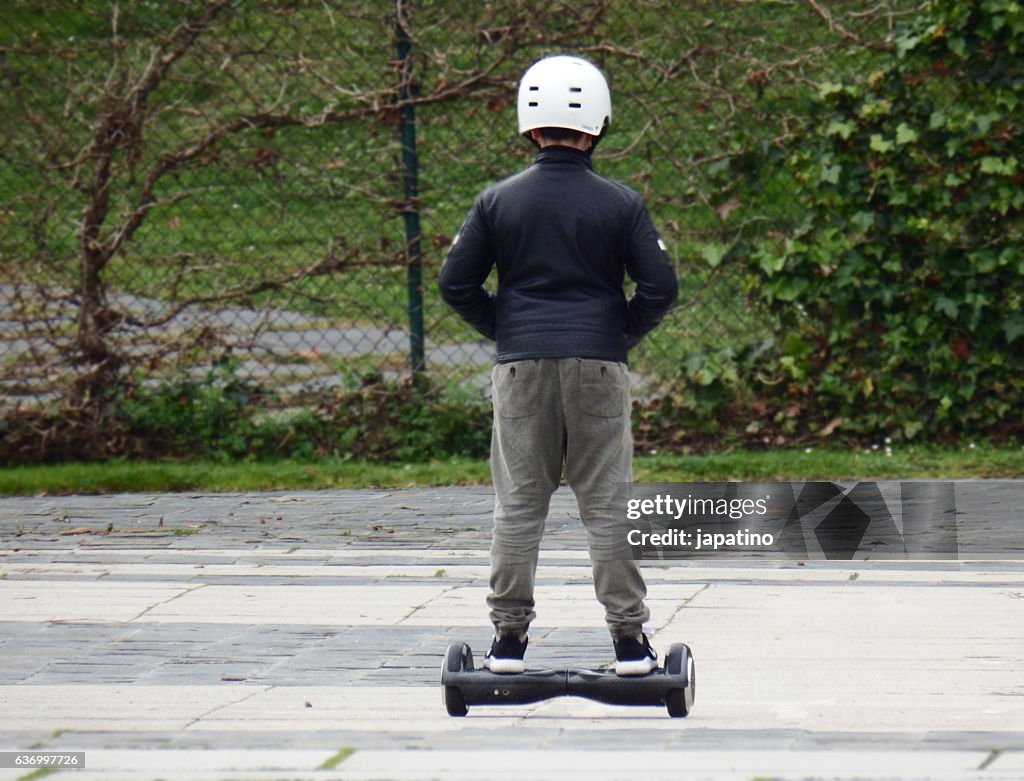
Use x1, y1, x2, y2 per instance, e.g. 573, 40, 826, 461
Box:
623, 202, 679, 343
438, 199, 497, 341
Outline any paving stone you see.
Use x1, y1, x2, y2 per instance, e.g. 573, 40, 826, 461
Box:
1, 486, 1023, 780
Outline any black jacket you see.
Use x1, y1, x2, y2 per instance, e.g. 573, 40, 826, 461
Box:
438, 146, 678, 364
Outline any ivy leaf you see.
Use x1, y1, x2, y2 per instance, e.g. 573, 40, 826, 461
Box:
771, 276, 809, 302
826, 120, 856, 139
973, 111, 1000, 133
820, 164, 842, 184
818, 82, 845, 99
756, 249, 786, 276
870, 134, 894, 153
980, 156, 1018, 175
852, 211, 875, 231
895, 123, 919, 144
700, 243, 730, 268
935, 296, 959, 319
1004, 316, 1024, 344
896, 32, 922, 57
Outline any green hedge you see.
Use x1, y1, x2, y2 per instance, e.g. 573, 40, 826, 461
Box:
739, 0, 1023, 443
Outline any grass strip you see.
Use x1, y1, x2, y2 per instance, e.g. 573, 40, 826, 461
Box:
0, 445, 1020, 496
318, 747, 357, 770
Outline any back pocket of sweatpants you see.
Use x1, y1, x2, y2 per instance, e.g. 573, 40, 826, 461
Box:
492, 361, 540, 418
576, 360, 625, 418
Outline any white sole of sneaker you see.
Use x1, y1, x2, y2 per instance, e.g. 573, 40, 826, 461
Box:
483, 657, 525, 674
615, 658, 658, 676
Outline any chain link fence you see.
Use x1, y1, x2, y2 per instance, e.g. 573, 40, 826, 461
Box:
0, 0, 917, 417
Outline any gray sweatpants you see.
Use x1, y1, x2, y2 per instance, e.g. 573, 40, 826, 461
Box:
488, 357, 650, 640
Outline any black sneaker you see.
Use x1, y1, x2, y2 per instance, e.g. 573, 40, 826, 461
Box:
482, 633, 528, 674
614, 633, 658, 676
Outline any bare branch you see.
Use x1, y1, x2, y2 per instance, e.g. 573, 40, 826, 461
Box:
132, 246, 367, 329
804, 0, 895, 51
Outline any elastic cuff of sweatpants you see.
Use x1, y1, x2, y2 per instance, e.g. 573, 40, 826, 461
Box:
493, 623, 530, 639
609, 626, 644, 641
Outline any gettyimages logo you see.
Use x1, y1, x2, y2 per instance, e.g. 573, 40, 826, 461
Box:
618, 482, 1023, 561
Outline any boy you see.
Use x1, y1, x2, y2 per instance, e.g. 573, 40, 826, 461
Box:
439, 54, 678, 675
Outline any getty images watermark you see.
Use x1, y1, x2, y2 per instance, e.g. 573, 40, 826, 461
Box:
626, 491, 775, 552
616, 482, 1024, 560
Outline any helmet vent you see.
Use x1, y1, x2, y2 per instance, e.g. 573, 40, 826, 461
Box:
529, 85, 539, 91
568, 103, 582, 109
528, 101, 538, 107
569, 86, 582, 92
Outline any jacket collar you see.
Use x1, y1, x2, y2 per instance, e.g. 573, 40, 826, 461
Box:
533, 146, 594, 169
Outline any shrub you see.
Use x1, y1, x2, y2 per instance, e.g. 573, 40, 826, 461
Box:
744, 0, 1023, 443
0, 365, 492, 465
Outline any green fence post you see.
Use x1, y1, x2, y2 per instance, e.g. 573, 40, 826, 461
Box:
395, 0, 426, 381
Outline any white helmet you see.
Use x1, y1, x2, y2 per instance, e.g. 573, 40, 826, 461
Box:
516, 55, 611, 140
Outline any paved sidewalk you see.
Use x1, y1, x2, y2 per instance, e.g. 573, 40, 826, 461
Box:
1, 487, 1023, 780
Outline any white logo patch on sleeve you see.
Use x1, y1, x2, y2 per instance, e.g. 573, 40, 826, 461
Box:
657, 238, 667, 252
